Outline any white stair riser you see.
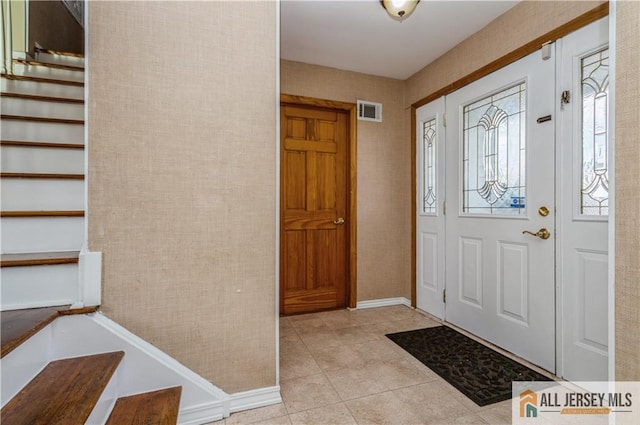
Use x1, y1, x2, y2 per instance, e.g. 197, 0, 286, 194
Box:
1, 179, 85, 211
1, 217, 84, 253
1, 77, 84, 100
35, 51, 85, 68
1, 119, 84, 143
12, 63, 84, 84
1, 96, 84, 121
1, 146, 84, 174
0, 264, 79, 311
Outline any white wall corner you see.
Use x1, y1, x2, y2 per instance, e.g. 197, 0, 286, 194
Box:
356, 297, 412, 310
228, 386, 282, 414
79, 251, 101, 306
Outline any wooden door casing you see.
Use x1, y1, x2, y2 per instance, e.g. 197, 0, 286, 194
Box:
280, 104, 349, 315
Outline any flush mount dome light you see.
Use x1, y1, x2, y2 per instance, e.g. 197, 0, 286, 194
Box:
380, 0, 420, 21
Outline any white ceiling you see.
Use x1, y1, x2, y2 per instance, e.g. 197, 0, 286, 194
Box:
280, 0, 519, 80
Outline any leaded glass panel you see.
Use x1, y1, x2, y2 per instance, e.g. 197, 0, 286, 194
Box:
462, 83, 526, 215
422, 118, 437, 214
581, 48, 609, 216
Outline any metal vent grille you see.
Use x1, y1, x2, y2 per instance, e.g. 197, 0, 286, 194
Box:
357, 100, 382, 122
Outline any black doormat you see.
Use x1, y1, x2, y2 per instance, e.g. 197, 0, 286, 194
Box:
386, 326, 552, 406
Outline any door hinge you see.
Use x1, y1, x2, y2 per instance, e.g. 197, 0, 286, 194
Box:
561, 90, 571, 108
443, 201, 446, 215
442, 114, 446, 128
443, 289, 446, 304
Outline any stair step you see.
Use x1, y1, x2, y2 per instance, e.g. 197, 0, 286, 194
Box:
33, 51, 85, 69
1, 211, 84, 218
1, 114, 84, 125
10, 61, 84, 84
1, 118, 84, 143
1, 144, 84, 174
0, 92, 84, 104
0, 306, 64, 357
1, 251, 80, 267
1, 178, 84, 211
0, 351, 124, 425
1, 216, 84, 253
1, 75, 84, 100
1, 140, 84, 149
1, 96, 84, 121
1, 73, 84, 87
14, 59, 84, 72
106, 387, 182, 425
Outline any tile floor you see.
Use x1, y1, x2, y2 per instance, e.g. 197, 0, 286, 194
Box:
210, 305, 514, 425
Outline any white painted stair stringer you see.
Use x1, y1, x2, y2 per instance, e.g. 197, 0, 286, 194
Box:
0, 312, 283, 424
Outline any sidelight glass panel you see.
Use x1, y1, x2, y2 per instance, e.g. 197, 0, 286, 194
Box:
422, 118, 437, 214
462, 83, 527, 215
581, 48, 609, 216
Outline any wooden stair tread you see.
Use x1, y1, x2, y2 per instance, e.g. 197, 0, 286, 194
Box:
1, 210, 85, 218
1, 114, 84, 125
0, 351, 124, 424
0, 303, 96, 357
0, 92, 84, 104
1, 172, 84, 179
13, 59, 84, 72
1, 73, 84, 87
106, 386, 182, 425
1, 140, 84, 149
1, 251, 80, 267
0, 306, 66, 358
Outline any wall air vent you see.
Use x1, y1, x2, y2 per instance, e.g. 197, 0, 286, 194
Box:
357, 100, 382, 122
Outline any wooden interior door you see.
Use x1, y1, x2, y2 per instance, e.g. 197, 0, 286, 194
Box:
280, 104, 348, 315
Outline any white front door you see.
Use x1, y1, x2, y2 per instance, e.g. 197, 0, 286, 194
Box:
444, 49, 556, 371
416, 97, 445, 319
557, 17, 609, 381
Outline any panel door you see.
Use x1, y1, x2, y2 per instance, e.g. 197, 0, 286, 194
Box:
280, 105, 348, 315
557, 17, 609, 381
445, 49, 556, 371
416, 97, 446, 319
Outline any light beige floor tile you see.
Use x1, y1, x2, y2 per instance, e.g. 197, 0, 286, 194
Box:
477, 403, 513, 425
325, 364, 390, 400
310, 344, 367, 372
280, 373, 341, 414
280, 318, 293, 329
393, 380, 473, 423
288, 402, 357, 425
334, 325, 379, 345
299, 329, 342, 350
280, 336, 308, 356
351, 338, 405, 362
280, 350, 322, 381
203, 420, 226, 425
250, 416, 292, 425
279, 325, 302, 343
344, 391, 424, 424
318, 310, 360, 329
351, 308, 396, 326
371, 316, 441, 335
430, 413, 489, 425
226, 403, 289, 425
363, 357, 438, 390
290, 317, 332, 334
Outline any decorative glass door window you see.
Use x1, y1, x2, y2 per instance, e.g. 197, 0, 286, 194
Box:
581, 48, 609, 216
462, 83, 527, 214
422, 118, 437, 214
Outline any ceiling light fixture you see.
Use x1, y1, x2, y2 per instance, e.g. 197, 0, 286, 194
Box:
380, 0, 420, 22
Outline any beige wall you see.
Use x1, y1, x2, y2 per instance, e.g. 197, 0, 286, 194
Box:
29, 0, 83, 54
281, 61, 411, 301
615, 0, 640, 381
88, 1, 277, 393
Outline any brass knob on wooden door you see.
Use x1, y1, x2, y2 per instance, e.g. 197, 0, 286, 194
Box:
333, 217, 345, 225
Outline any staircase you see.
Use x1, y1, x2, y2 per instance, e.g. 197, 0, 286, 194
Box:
1, 48, 86, 311
0, 50, 228, 424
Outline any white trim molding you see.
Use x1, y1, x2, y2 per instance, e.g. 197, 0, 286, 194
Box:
79, 251, 102, 307
356, 297, 412, 309
229, 386, 282, 415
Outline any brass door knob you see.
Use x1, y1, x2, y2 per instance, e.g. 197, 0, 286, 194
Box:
522, 228, 551, 240
333, 217, 345, 225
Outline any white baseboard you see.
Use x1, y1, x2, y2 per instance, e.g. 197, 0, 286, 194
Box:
228, 386, 282, 414
79, 251, 102, 307
356, 297, 412, 309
